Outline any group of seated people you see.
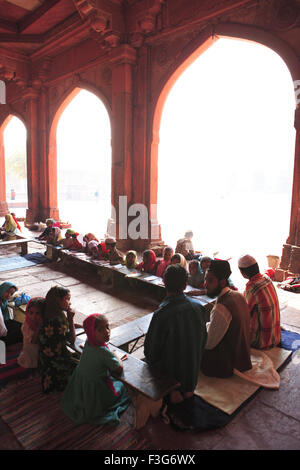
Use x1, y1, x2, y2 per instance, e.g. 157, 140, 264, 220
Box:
0, 223, 282, 427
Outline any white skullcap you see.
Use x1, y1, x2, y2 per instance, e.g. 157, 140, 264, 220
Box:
238, 254, 257, 268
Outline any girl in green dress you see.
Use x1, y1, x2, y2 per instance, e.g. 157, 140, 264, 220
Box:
61, 314, 130, 425
38, 286, 78, 393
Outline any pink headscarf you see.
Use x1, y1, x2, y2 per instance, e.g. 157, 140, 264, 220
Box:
137, 249, 157, 274
83, 313, 118, 396
83, 314, 106, 347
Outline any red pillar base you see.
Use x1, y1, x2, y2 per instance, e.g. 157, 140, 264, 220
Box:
0, 200, 8, 217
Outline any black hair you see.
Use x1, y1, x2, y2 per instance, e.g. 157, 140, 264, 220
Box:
163, 264, 188, 293
239, 263, 260, 278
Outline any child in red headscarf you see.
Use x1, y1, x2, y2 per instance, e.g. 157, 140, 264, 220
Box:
61, 314, 130, 425
137, 249, 159, 275
17, 297, 45, 368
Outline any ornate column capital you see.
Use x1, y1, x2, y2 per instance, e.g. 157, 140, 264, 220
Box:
109, 44, 137, 66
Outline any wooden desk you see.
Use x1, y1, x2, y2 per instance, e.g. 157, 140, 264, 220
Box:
0, 235, 30, 255
110, 344, 180, 401
109, 312, 154, 352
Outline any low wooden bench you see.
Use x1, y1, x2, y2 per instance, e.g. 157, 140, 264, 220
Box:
0, 235, 30, 255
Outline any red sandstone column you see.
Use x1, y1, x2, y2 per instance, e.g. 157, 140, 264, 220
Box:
24, 88, 41, 225
278, 106, 300, 277
108, 44, 136, 250
0, 129, 8, 216
39, 87, 60, 223
131, 45, 162, 251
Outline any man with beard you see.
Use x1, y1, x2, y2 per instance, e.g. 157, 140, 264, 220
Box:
201, 259, 252, 378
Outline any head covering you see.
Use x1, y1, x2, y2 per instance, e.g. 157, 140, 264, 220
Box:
83, 314, 106, 347
85, 233, 99, 243
105, 237, 116, 245
4, 214, 17, 232
66, 229, 76, 236
208, 259, 232, 280
188, 260, 204, 288
46, 218, 54, 225
0, 282, 17, 321
142, 249, 157, 273
238, 254, 257, 268
125, 250, 138, 268
25, 297, 45, 333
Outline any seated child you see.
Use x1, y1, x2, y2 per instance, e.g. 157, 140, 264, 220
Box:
104, 237, 124, 265
83, 233, 99, 255
61, 229, 76, 249
18, 297, 45, 369
137, 249, 158, 275
188, 259, 205, 288
0, 281, 23, 345
46, 226, 63, 246
124, 250, 138, 269
38, 286, 78, 393
66, 230, 83, 251
37, 218, 56, 241
61, 313, 130, 425
171, 253, 188, 270
93, 241, 109, 260
156, 246, 174, 278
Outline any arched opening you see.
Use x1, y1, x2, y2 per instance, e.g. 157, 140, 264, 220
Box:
156, 37, 296, 270
2, 115, 27, 217
55, 88, 111, 237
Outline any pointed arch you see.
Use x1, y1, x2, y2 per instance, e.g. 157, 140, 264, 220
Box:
46, 84, 112, 221
150, 24, 299, 252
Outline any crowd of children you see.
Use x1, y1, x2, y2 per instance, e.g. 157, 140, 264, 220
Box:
0, 224, 285, 428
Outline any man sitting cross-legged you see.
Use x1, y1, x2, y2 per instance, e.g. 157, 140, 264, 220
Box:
144, 264, 207, 404
201, 259, 252, 378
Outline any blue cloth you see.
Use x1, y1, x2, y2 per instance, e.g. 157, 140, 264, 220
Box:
0, 253, 49, 272
0, 282, 17, 322
280, 330, 300, 354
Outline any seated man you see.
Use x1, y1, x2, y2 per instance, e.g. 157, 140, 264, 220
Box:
238, 254, 281, 349
175, 231, 195, 260
201, 260, 252, 378
144, 264, 207, 403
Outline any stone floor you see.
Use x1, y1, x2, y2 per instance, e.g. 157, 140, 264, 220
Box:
0, 238, 299, 451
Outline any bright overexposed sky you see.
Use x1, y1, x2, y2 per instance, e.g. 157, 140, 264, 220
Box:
2, 37, 296, 268
157, 37, 296, 265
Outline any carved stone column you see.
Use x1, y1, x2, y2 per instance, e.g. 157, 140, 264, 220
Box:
277, 106, 300, 279
25, 88, 41, 225
0, 126, 8, 216
107, 44, 136, 251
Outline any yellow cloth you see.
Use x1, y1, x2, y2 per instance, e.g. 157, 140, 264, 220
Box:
4, 214, 17, 232
195, 347, 291, 415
